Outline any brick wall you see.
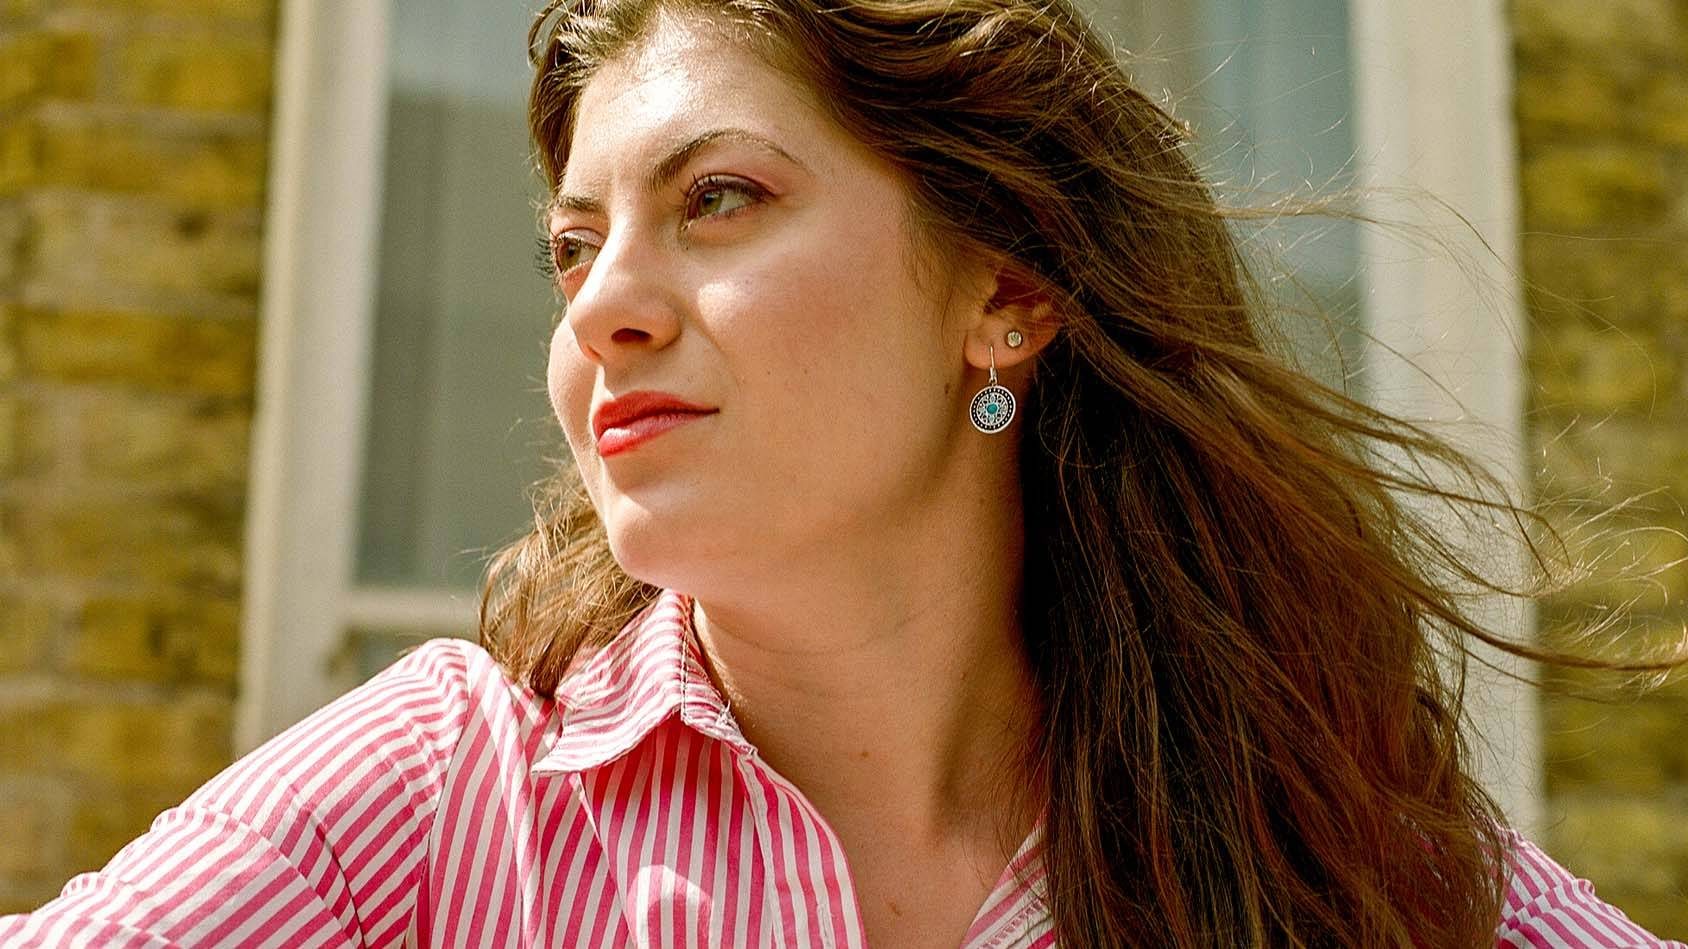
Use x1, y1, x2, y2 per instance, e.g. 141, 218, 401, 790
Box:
1515, 0, 1688, 935
0, 0, 273, 912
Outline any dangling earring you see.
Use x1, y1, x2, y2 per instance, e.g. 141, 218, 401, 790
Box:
969, 344, 1016, 434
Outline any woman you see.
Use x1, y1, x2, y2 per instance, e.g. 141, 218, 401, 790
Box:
2, 0, 1681, 946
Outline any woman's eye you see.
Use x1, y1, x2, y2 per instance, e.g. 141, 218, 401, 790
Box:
536, 232, 600, 282
685, 176, 763, 222
557, 234, 599, 271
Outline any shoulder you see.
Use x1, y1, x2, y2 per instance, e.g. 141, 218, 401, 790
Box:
0, 639, 559, 946
1498, 829, 1685, 947
187, 637, 557, 822
373, 635, 539, 719
340, 635, 552, 734
385, 635, 560, 757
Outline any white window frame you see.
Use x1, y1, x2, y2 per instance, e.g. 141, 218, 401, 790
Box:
1347, 0, 1538, 834
241, 0, 1538, 833
239, 0, 468, 749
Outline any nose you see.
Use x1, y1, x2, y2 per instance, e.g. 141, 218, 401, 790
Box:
563, 232, 682, 366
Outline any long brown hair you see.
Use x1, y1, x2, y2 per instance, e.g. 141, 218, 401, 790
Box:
483, 0, 1645, 944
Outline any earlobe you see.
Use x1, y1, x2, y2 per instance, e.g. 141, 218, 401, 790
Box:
963, 257, 1059, 370
965, 301, 1057, 373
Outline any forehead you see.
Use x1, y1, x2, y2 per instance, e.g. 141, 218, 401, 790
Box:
562, 14, 827, 190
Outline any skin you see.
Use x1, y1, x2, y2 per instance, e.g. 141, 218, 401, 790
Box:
544, 12, 1054, 946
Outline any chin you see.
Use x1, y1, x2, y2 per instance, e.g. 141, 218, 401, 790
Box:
601, 498, 732, 593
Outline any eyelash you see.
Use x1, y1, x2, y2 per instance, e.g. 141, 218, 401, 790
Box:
682, 173, 766, 222
533, 235, 560, 281
532, 175, 768, 284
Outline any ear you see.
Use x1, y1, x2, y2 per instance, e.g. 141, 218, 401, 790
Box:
962, 261, 1058, 374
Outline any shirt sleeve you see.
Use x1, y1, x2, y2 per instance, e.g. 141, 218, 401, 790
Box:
1497, 830, 1687, 948
0, 640, 477, 949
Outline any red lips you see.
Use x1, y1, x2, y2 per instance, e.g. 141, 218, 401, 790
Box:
591, 391, 717, 457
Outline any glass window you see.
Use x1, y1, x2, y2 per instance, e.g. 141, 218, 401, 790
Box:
1097, 0, 1364, 393
357, 0, 560, 596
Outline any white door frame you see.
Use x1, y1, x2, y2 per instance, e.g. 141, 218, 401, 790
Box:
1348, 0, 1539, 834
238, 0, 393, 750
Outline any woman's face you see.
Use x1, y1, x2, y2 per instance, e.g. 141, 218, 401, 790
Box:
545, 13, 992, 589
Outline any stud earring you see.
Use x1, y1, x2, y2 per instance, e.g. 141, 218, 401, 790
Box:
1006, 329, 1025, 348
969, 344, 1016, 434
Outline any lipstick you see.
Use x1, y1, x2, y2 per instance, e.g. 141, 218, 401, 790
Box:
592, 391, 717, 457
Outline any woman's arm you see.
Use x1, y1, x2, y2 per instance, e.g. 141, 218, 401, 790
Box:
1499, 830, 1687, 947
0, 641, 478, 948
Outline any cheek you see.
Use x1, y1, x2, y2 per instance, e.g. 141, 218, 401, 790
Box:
786, 239, 939, 395
711, 235, 950, 459
546, 322, 593, 454
730, 220, 910, 366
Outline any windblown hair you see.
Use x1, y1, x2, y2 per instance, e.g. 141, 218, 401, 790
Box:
482, 0, 1622, 944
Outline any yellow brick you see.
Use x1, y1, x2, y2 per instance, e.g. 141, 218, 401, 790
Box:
0, 114, 39, 198
1538, 507, 1688, 611
0, 505, 16, 577
0, 696, 232, 787
1521, 147, 1672, 233
77, 395, 251, 489
1523, 234, 1688, 330
1616, 894, 1688, 942
0, 32, 94, 107
43, 32, 97, 101
1517, 43, 1688, 915
1513, 0, 1684, 58
60, 0, 273, 21
65, 786, 187, 873
35, 115, 268, 207
3, 493, 243, 590
0, 204, 23, 288
1544, 691, 1688, 793
69, 594, 240, 686
1514, 60, 1627, 138
1537, 611, 1688, 693
0, 392, 53, 478
0, 34, 45, 108
0, 394, 18, 476
0, 792, 58, 876
0, 304, 14, 383
16, 308, 257, 396
31, 194, 263, 299
1545, 794, 1688, 936
0, 893, 53, 917
117, 33, 273, 113
0, 593, 54, 674
1636, 71, 1688, 149
1532, 415, 1688, 511
1531, 322, 1674, 415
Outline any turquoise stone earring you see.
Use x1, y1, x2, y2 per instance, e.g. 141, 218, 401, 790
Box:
969, 344, 1016, 434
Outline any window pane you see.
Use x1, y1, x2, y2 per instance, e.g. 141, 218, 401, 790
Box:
357, 0, 560, 591
1092, 0, 1364, 392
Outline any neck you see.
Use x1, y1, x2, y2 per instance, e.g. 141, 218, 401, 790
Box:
686, 487, 1042, 858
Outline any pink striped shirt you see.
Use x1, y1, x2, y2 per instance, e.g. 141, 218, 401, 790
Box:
0, 590, 1677, 947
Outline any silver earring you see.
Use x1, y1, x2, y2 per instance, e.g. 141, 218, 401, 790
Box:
1006, 329, 1025, 348
969, 345, 1016, 434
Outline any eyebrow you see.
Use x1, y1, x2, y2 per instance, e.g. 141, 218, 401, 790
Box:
551, 128, 808, 217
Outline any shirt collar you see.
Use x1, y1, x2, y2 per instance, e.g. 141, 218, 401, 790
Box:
530, 589, 754, 776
